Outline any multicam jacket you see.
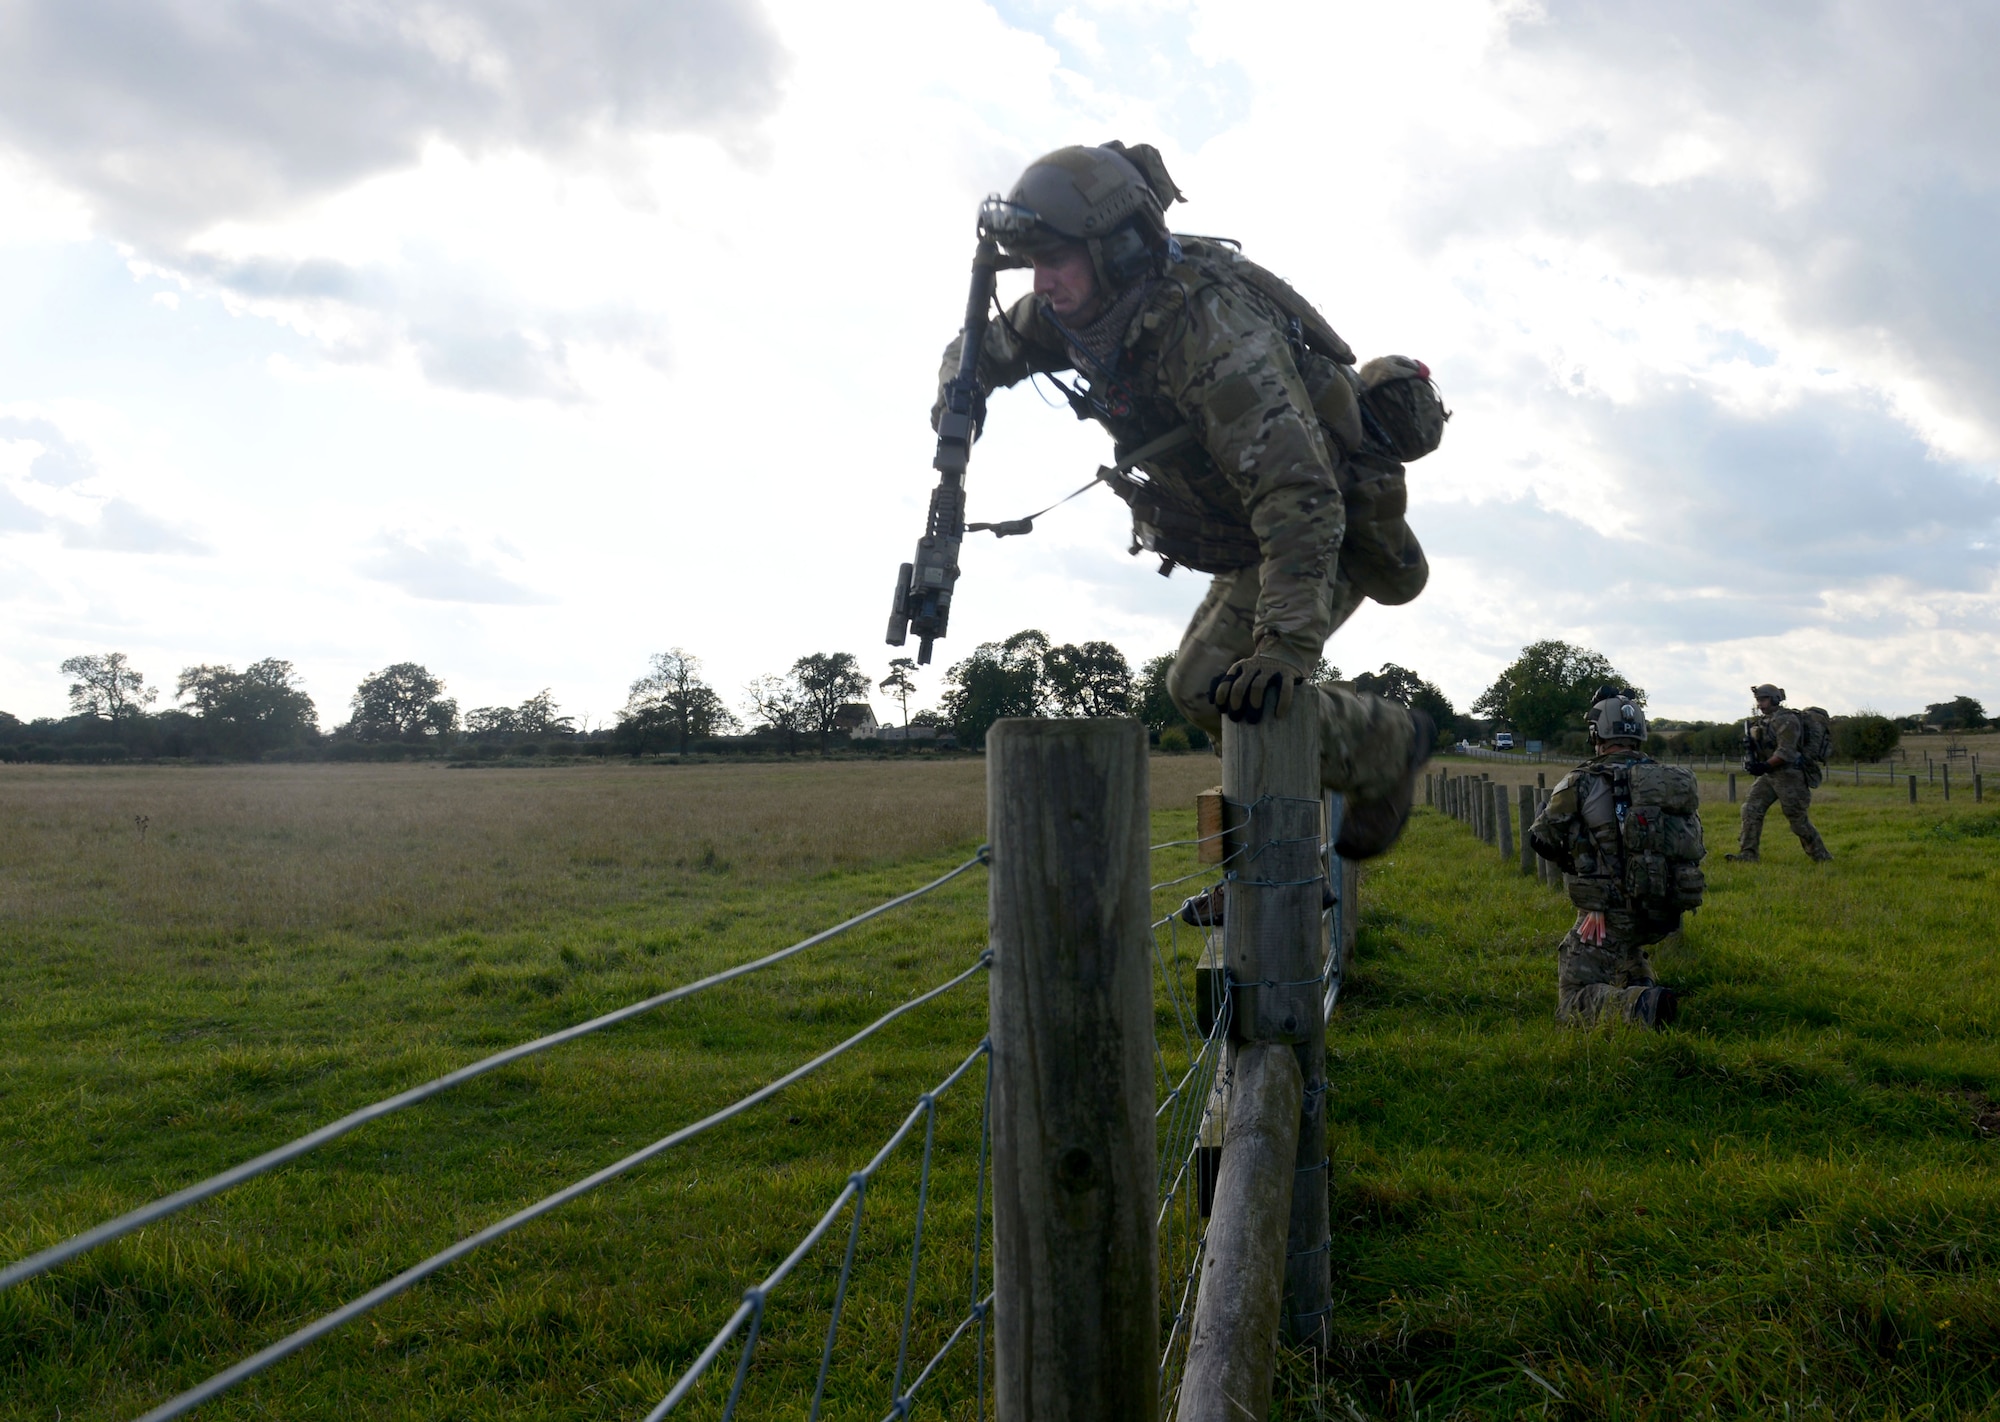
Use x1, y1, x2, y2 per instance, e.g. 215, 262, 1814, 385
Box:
937, 240, 1421, 673
1748, 709, 1802, 766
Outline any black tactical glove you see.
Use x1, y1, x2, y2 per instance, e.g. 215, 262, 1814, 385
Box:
1210, 646, 1305, 723
1742, 757, 1768, 777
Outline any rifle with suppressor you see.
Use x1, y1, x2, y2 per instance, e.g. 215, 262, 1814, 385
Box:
884, 230, 1026, 665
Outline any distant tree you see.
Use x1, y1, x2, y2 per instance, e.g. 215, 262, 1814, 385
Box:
1130, 653, 1211, 751
349, 662, 457, 741
514, 688, 575, 736
623, 650, 738, 754
465, 706, 519, 737
743, 674, 809, 755
1834, 712, 1901, 762
1354, 663, 1458, 748
1473, 641, 1641, 744
176, 659, 319, 753
1309, 658, 1342, 686
880, 658, 919, 728
941, 631, 1048, 748
790, 652, 872, 754
1042, 640, 1132, 717
62, 652, 157, 722
1925, 696, 1987, 730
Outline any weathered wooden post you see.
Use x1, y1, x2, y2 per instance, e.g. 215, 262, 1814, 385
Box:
1908, 774, 1918, 802
1728, 773, 1737, 803
1537, 789, 1554, 885
1944, 765, 1952, 801
1179, 680, 1322, 1418
1517, 784, 1535, 874
1495, 783, 1513, 860
987, 718, 1156, 1421
1977, 773, 1985, 803
1177, 1044, 1301, 1422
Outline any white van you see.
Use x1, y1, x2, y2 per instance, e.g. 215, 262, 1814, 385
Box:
1494, 732, 1515, 750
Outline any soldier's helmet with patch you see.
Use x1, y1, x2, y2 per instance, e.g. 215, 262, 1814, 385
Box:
1586, 687, 1647, 744
979, 142, 1180, 293
1751, 683, 1785, 704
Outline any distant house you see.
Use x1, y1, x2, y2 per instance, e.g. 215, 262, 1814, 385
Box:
834, 703, 880, 736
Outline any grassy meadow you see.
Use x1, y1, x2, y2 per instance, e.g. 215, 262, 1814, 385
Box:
3, 753, 1998, 1418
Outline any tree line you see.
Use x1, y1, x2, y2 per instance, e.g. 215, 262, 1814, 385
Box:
2, 642, 1982, 765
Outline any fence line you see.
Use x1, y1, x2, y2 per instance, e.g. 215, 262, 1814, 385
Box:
0, 850, 991, 1295
25, 728, 1372, 1420
644, 1038, 995, 1421
133, 954, 995, 1422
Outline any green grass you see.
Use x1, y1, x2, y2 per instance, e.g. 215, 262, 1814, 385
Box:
1298, 772, 2000, 1418
5, 759, 1998, 1418
0, 757, 1219, 1421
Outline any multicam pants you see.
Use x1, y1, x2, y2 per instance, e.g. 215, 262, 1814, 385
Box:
1739, 767, 1830, 859
1164, 566, 1415, 801
1556, 914, 1663, 1026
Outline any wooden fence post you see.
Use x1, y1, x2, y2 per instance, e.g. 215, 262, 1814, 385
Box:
1203, 679, 1330, 1370
1944, 765, 1952, 801
1177, 1043, 1302, 1422
1495, 783, 1513, 860
1977, 773, 1985, 804
1728, 773, 1737, 803
1909, 775, 1918, 803
987, 718, 1156, 1422
1518, 785, 1535, 875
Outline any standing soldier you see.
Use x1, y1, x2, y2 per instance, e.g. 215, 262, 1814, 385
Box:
1530, 689, 1707, 1028
931, 142, 1439, 860
1727, 684, 1832, 863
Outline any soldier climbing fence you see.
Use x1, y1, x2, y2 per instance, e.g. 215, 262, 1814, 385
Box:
2, 718, 1357, 1422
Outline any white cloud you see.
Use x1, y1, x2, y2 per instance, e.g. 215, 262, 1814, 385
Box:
358, 533, 551, 605
60, 499, 209, 555
0, 0, 1996, 724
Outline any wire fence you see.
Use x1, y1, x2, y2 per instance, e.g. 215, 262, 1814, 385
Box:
8, 785, 1353, 1421
3, 852, 993, 1421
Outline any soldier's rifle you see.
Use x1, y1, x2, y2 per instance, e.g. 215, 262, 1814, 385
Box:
884, 228, 1028, 665
1742, 718, 1769, 776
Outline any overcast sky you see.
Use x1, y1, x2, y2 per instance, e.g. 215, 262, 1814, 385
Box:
2, 0, 1994, 728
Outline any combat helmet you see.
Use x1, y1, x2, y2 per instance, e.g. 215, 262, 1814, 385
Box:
1586, 686, 1647, 744
980, 141, 1182, 295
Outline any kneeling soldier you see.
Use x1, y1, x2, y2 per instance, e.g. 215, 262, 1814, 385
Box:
1530, 689, 1707, 1028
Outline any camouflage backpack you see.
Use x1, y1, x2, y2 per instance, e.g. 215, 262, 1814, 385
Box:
1797, 706, 1833, 765
1612, 761, 1707, 926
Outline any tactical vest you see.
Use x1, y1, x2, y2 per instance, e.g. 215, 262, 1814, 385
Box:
1097, 241, 1428, 588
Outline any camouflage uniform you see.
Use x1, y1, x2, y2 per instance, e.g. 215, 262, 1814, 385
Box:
1530, 748, 1678, 1026
938, 239, 1423, 799
1739, 709, 1830, 860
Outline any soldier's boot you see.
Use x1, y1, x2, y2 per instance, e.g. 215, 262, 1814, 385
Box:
1805, 841, 1833, 863
1178, 876, 1340, 929
1335, 708, 1435, 859
1179, 883, 1224, 927
1724, 851, 1760, 863
1634, 986, 1679, 1029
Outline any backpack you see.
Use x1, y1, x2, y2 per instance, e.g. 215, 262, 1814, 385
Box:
1178, 237, 1448, 462
1798, 707, 1833, 765
1611, 760, 1707, 926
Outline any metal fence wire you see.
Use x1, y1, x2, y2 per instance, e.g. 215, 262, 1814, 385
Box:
10, 791, 1351, 1422
1, 852, 993, 1422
